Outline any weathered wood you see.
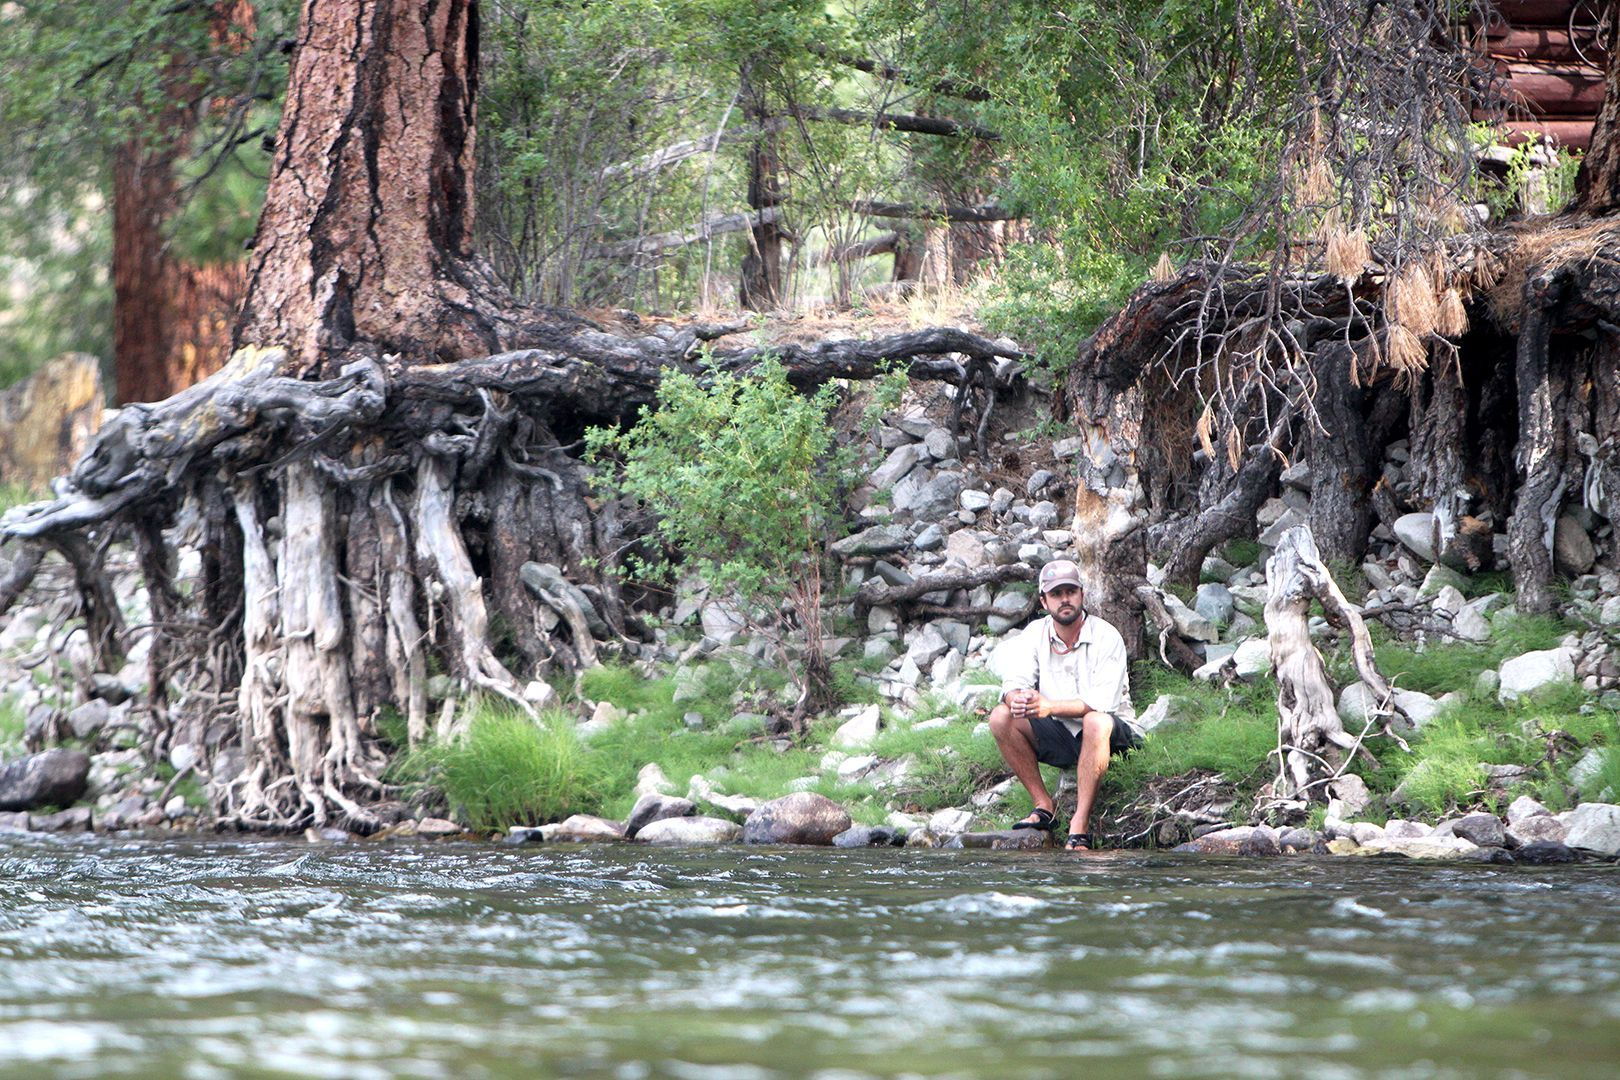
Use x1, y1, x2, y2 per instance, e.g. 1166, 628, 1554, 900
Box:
853, 563, 1034, 609
0, 541, 44, 620
1262, 526, 1395, 808
798, 106, 999, 141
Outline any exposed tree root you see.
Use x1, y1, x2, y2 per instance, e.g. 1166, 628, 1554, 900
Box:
1, 321, 1025, 830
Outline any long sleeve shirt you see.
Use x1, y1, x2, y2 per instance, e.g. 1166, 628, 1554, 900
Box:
990, 612, 1138, 738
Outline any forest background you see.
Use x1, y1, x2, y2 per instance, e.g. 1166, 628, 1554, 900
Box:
0, 0, 1300, 398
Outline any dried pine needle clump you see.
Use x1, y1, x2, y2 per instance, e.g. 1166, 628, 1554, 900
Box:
1387, 264, 1439, 338
1151, 252, 1175, 283
1322, 218, 1371, 284
1436, 287, 1470, 337
1384, 323, 1429, 375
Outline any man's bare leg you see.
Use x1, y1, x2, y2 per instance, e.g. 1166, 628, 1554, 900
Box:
1069, 711, 1115, 840
988, 704, 1053, 819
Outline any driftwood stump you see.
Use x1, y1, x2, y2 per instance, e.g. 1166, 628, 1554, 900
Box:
1262, 525, 1403, 813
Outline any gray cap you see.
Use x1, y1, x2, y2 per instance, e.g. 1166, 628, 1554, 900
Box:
1038, 559, 1082, 594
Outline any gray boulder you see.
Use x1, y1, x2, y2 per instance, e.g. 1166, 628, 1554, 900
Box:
1563, 802, 1620, 856
625, 793, 696, 838
1439, 812, 1505, 848
1515, 840, 1577, 864
1194, 583, 1235, 628
1506, 794, 1552, 826
1506, 814, 1567, 847
67, 699, 111, 740
1554, 514, 1596, 576
923, 427, 957, 461
29, 806, 92, 832
1393, 512, 1438, 563
830, 524, 911, 557
870, 443, 925, 489
1162, 593, 1218, 644
1338, 682, 1391, 727
1172, 825, 1282, 856
743, 792, 853, 845
540, 815, 628, 843
944, 830, 1051, 850
635, 816, 742, 845
893, 469, 965, 520
1498, 648, 1576, 703
0, 749, 90, 812
832, 825, 906, 847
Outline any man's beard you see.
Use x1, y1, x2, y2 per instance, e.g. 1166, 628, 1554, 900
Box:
1049, 605, 1082, 626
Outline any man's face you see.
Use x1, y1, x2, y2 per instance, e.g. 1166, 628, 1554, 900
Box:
1042, 583, 1083, 625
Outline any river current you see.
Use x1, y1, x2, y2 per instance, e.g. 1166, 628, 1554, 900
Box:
0, 833, 1617, 1078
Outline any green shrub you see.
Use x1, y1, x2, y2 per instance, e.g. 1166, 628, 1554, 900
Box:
1383, 707, 1540, 815
1109, 675, 1280, 800
586, 356, 852, 715
1222, 539, 1262, 568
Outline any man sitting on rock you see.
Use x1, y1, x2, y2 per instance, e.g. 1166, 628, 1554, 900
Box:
988, 559, 1140, 850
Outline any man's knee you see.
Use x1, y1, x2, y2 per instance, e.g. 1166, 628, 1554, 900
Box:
988, 703, 1016, 738
1081, 711, 1114, 753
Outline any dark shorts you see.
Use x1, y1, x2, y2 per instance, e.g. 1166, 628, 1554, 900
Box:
1029, 713, 1140, 769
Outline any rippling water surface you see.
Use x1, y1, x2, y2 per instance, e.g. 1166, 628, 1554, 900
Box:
1, 833, 1618, 1078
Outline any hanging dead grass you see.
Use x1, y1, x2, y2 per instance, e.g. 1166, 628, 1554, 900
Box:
1296, 157, 1334, 205
1323, 221, 1370, 285
1436, 288, 1469, 337
1384, 323, 1429, 375
1151, 252, 1176, 283
1387, 264, 1439, 338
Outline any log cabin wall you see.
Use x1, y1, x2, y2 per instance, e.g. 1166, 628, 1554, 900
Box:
1473, 1, 1609, 149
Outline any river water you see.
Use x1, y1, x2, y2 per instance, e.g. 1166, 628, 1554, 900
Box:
1, 834, 1617, 1079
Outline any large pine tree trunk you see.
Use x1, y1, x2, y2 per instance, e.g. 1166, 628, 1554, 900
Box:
235, 0, 504, 372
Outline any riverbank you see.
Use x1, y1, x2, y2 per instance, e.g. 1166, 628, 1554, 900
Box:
1, 377, 1619, 863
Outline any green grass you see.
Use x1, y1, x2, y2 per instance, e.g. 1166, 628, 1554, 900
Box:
0, 482, 42, 516
394, 705, 609, 830
0, 699, 25, 751
1108, 669, 1280, 803
1222, 539, 1262, 568
1370, 612, 1572, 697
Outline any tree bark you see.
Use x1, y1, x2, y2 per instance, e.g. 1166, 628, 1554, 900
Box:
1306, 343, 1375, 567
739, 64, 785, 310
1576, 9, 1620, 214
235, 0, 500, 373
1508, 268, 1572, 615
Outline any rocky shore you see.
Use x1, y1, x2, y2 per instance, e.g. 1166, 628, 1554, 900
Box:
1, 384, 1619, 865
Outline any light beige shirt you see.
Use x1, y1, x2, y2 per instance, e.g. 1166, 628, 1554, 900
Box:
991, 612, 1137, 737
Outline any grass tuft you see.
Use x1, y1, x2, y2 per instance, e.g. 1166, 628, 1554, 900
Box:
398, 705, 608, 830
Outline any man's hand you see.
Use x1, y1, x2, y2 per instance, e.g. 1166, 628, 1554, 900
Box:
1006, 689, 1045, 720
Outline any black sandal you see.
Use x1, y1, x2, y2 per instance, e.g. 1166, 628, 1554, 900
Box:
1012, 807, 1056, 833
1065, 833, 1093, 851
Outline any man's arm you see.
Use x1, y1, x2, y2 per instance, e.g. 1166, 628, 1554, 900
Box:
992, 623, 1039, 705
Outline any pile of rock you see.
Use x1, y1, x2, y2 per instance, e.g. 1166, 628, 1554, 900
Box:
1173, 799, 1620, 863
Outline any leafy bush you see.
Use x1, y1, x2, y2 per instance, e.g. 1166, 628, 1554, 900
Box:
587, 355, 851, 717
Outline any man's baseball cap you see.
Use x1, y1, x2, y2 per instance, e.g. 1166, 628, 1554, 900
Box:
1038, 559, 1083, 594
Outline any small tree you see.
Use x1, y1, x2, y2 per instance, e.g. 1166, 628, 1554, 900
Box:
588, 355, 850, 729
